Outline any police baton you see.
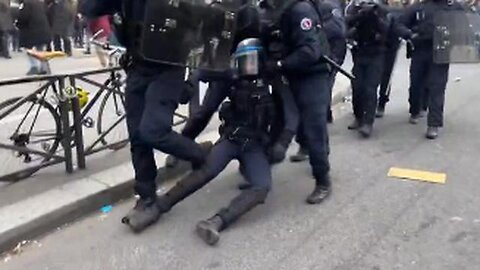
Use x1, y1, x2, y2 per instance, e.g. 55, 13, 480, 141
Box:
322, 55, 356, 81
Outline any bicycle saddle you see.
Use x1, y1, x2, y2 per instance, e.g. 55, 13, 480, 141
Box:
26, 50, 66, 61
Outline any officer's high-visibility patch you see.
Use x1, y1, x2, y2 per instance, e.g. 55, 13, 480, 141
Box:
300, 18, 313, 31
388, 167, 447, 184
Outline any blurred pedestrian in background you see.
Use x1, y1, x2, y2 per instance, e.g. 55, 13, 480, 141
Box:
9, 0, 21, 52
87, 15, 111, 67
17, 0, 52, 75
73, 13, 86, 48
46, 0, 75, 56
0, 0, 14, 59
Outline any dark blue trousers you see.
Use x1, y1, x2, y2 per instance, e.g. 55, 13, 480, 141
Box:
203, 139, 272, 190
125, 67, 205, 199
408, 49, 449, 127
289, 73, 331, 182
351, 52, 384, 125
379, 43, 400, 106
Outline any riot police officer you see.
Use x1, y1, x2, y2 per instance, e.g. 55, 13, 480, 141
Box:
143, 38, 293, 245
400, 0, 464, 139
261, 0, 333, 204
346, 0, 390, 138
290, 0, 347, 163
168, 1, 299, 169
81, 0, 236, 231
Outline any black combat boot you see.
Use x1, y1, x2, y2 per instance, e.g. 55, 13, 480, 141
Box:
197, 188, 268, 245
306, 175, 332, 205
348, 118, 362, 130
419, 109, 427, 118
289, 147, 309, 163
376, 103, 385, 118
409, 114, 421, 125
359, 124, 373, 138
195, 215, 224, 246
425, 126, 439, 140
121, 197, 162, 233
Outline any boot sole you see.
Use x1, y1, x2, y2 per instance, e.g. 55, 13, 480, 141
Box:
359, 128, 372, 138
121, 213, 161, 233
196, 221, 220, 246
359, 132, 371, 138
306, 189, 331, 205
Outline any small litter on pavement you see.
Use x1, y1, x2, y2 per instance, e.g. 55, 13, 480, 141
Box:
3, 255, 11, 263
388, 167, 447, 184
454, 77, 461, 82
12, 240, 30, 255
100, 205, 113, 214
450, 216, 463, 222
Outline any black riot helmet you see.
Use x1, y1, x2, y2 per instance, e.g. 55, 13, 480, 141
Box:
233, 38, 265, 77
258, 0, 296, 20
234, 1, 262, 46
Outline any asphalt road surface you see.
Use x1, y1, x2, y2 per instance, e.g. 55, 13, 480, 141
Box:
1, 50, 480, 270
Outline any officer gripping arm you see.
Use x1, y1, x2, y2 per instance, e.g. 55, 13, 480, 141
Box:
277, 1, 329, 73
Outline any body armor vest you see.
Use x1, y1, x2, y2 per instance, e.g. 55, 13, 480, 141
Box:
219, 79, 276, 146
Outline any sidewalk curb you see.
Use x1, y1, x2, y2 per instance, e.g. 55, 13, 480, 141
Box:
0, 78, 351, 254
0, 131, 217, 254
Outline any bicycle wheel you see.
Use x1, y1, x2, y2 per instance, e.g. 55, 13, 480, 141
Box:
0, 96, 62, 182
96, 83, 128, 150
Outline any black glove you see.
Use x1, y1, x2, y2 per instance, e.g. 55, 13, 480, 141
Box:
179, 78, 195, 105
268, 130, 295, 164
268, 143, 288, 164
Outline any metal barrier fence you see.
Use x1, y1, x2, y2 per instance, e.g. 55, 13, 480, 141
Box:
0, 67, 189, 182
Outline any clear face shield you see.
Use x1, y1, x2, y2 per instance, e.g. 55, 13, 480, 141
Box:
233, 38, 264, 77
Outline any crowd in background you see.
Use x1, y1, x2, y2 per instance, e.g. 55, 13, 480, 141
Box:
0, 0, 114, 75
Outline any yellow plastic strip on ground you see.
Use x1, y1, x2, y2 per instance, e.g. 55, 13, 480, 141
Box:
388, 167, 447, 184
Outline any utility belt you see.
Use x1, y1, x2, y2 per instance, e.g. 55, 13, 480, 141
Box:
222, 126, 270, 150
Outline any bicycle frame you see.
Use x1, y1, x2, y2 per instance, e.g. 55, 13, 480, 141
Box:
0, 75, 75, 182
0, 64, 191, 183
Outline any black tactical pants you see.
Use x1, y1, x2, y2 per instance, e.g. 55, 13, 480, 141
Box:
125, 67, 206, 200
378, 43, 400, 107
157, 138, 271, 227
203, 139, 272, 190
408, 49, 449, 127
295, 70, 334, 153
352, 52, 384, 125
289, 73, 330, 183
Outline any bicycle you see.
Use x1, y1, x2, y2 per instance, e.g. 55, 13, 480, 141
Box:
0, 48, 128, 182
0, 42, 190, 182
